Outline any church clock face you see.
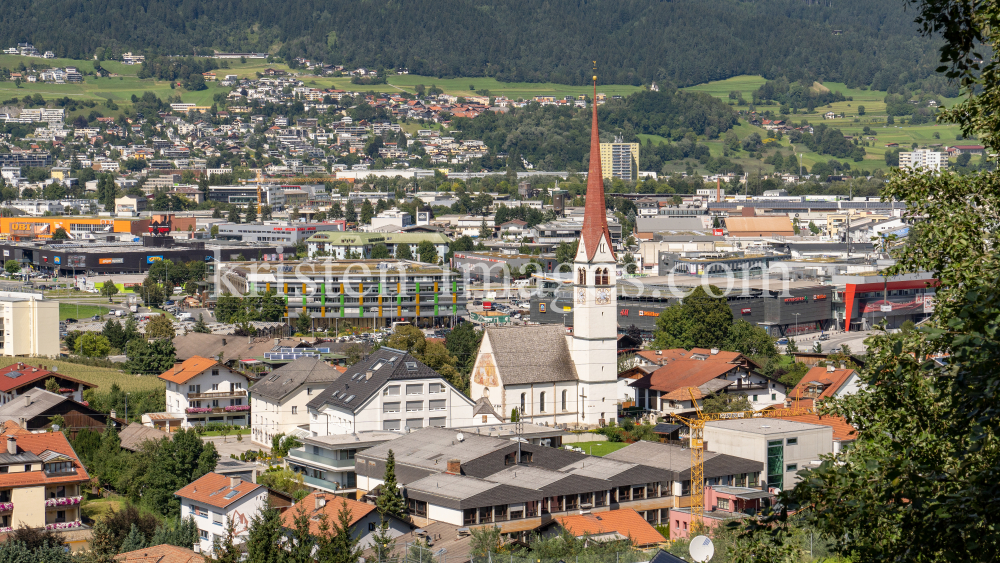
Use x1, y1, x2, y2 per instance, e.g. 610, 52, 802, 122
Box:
577, 288, 587, 304
596, 288, 611, 305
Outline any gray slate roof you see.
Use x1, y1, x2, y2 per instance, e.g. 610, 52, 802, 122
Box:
305, 347, 444, 414
0, 388, 67, 422
605, 440, 763, 479
483, 325, 578, 385
118, 422, 172, 452
250, 357, 342, 401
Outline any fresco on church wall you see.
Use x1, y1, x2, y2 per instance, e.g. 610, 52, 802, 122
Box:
473, 353, 499, 387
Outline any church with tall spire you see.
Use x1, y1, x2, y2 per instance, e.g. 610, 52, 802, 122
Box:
467, 68, 619, 428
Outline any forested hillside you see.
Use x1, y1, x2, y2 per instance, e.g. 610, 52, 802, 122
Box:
0, 0, 941, 90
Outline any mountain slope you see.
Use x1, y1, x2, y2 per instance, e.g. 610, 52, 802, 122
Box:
0, 0, 942, 89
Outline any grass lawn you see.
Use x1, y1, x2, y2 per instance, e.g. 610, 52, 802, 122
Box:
59, 302, 109, 320
684, 75, 767, 99
569, 440, 631, 457
200, 428, 251, 437
81, 497, 121, 521
0, 358, 165, 394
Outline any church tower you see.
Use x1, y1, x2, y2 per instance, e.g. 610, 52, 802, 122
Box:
569, 67, 619, 425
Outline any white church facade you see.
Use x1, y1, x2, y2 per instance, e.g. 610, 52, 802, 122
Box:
468, 76, 620, 429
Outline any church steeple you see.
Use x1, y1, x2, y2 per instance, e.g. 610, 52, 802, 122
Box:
580, 65, 615, 262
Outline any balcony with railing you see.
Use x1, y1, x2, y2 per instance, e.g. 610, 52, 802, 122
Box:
287, 448, 356, 469
187, 389, 248, 401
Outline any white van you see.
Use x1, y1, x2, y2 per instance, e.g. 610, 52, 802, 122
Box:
177, 312, 194, 321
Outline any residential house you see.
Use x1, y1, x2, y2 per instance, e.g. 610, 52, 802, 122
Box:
285, 430, 399, 494
786, 365, 861, 407
627, 349, 787, 415
0, 430, 90, 550
147, 356, 250, 430
175, 472, 268, 554
250, 357, 343, 448
545, 508, 665, 547
280, 492, 409, 549
118, 423, 172, 452
0, 388, 120, 435
306, 347, 497, 436
0, 362, 95, 405
356, 428, 762, 532
115, 544, 205, 563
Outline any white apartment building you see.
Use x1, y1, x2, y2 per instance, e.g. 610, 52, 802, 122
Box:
285, 431, 400, 493
250, 357, 343, 448
175, 472, 267, 554
369, 209, 413, 231
0, 292, 58, 357
899, 149, 948, 172
146, 357, 251, 430
305, 347, 500, 436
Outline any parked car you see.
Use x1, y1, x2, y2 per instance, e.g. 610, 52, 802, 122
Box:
776, 338, 789, 345
64, 318, 77, 324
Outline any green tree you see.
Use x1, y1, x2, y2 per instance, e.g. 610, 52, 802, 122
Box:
395, 242, 413, 260
102, 319, 129, 350
417, 240, 438, 264
857, 105, 866, 115
555, 240, 579, 272
469, 525, 504, 561
376, 449, 406, 518
138, 276, 166, 308
75, 332, 111, 358
118, 524, 147, 553
100, 280, 120, 301
360, 199, 374, 224
244, 202, 258, 224
652, 286, 733, 350
228, 207, 241, 224
325, 499, 364, 563
52, 227, 68, 240
344, 201, 357, 223
479, 217, 491, 239
701, 392, 753, 414
206, 517, 241, 563
445, 321, 483, 377
245, 506, 285, 563
146, 315, 176, 339
371, 243, 391, 259
3, 260, 20, 275
370, 518, 397, 563
124, 338, 177, 375
724, 320, 778, 360
295, 313, 311, 335
45, 377, 60, 392
193, 313, 211, 333
270, 433, 303, 458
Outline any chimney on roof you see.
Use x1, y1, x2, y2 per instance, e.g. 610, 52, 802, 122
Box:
222, 338, 227, 346
22, 396, 30, 408
315, 492, 327, 509
710, 348, 719, 355
110, 410, 117, 419
6, 436, 15, 455
445, 458, 461, 475
840, 362, 847, 370
827, 364, 835, 373
230, 477, 242, 488
365, 370, 373, 380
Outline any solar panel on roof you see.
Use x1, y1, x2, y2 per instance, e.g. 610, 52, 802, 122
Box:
345, 395, 355, 403
5, 372, 21, 378
224, 490, 240, 499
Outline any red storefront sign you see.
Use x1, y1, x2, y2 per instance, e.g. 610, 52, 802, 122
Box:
741, 308, 751, 314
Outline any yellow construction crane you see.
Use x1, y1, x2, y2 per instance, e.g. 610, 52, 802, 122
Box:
669, 387, 814, 528
255, 168, 263, 220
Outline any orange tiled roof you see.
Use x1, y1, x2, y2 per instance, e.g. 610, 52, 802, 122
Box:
158, 356, 219, 385
115, 544, 205, 563
174, 472, 264, 509
280, 492, 375, 535
0, 420, 30, 439
773, 413, 857, 442
556, 508, 664, 546
636, 360, 739, 394
0, 432, 89, 488
789, 367, 856, 404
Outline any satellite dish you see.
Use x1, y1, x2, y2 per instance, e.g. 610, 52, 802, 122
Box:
456, 433, 465, 442
689, 535, 714, 563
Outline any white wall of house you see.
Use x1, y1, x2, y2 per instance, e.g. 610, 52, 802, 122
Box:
251, 382, 332, 447
163, 365, 249, 428
180, 488, 267, 553
425, 504, 463, 526
308, 378, 484, 436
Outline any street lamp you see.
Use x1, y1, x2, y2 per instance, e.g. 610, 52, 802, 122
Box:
793, 312, 801, 338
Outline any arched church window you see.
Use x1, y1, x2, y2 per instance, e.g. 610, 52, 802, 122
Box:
539, 392, 546, 412
578, 268, 586, 285
561, 390, 568, 411
520, 393, 526, 413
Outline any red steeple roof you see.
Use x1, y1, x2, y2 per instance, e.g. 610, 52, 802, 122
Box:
581, 74, 615, 262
